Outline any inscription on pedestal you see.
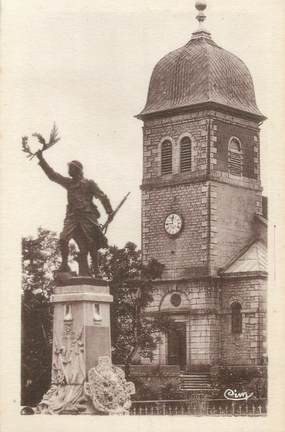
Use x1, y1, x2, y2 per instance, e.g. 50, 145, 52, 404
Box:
85, 326, 111, 373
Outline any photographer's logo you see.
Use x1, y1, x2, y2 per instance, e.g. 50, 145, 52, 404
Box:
224, 389, 253, 401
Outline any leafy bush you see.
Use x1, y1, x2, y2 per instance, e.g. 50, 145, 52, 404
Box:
210, 365, 267, 399
131, 378, 185, 401
160, 382, 185, 400
131, 378, 161, 400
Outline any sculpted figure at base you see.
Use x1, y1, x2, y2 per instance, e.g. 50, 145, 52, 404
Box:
36, 150, 114, 277
84, 357, 136, 415
36, 356, 135, 415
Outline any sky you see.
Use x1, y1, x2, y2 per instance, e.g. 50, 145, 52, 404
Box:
1, 0, 285, 248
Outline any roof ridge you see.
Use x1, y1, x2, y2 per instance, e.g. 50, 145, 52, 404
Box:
221, 239, 267, 274
220, 239, 257, 273
205, 41, 213, 101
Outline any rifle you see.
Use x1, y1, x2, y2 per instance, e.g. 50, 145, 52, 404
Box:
102, 192, 130, 234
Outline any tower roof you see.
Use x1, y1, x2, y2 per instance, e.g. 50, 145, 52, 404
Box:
137, 2, 265, 121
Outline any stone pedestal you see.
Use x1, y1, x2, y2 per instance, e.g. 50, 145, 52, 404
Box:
37, 276, 135, 415
51, 278, 113, 380
38, 278, 113, 414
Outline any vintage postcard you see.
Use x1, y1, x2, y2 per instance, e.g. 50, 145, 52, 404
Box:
1, 0, 285, 431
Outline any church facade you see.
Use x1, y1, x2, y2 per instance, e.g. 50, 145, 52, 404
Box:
136, 3, 267, 374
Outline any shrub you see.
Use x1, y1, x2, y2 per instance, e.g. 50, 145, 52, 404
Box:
131, 378, 185, 401
210, 365, 267, 399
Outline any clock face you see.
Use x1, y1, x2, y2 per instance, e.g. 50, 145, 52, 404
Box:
164, 213, 183, 236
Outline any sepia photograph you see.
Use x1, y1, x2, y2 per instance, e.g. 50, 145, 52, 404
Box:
1, 0, 285, 429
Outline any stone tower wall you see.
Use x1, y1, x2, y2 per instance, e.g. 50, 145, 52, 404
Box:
142, 111, 209, 181
141, 110, 262, 277
142, 183, 209, 279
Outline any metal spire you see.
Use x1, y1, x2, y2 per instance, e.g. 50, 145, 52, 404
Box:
195, 1, 207, 26
192, 1, 211, 39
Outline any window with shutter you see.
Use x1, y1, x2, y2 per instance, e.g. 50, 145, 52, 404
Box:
180, 137, 192, 172
228, 137, 242, 176
161, 140, 172, 175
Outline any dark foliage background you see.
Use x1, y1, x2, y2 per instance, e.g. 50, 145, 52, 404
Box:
100, 242, 165, 366
22, 228, 61, 405
21, 229, 165, 405
209, 365, 267, 399
131, 378, 185, 401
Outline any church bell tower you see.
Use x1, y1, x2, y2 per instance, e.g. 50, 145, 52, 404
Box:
136, 1, 267, 372
137, 1, 265, 280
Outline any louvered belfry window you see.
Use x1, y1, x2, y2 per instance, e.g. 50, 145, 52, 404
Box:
229, 137, 242, 176
231, 302, 242, 334
161, 140, 172, 175
180, 137, 192, 172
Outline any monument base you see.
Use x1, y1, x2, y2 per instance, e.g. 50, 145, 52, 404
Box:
37, 357, 135, 415
36, 278, 135, 414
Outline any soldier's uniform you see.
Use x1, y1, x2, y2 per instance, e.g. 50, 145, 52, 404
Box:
38, 158, 113, 250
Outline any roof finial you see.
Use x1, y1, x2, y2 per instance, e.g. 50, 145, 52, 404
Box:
192, 0, 211, 39
195, 1, 207, 27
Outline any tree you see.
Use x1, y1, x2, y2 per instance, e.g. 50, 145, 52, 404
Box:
22, 230, 165, 403
22, 228, 78, 405
22, 228, 60, 405
100, 242, 165, 367
22, 227, 61, 297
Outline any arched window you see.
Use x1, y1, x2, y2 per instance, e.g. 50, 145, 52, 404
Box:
231, 302, 242, 334
161, 140, 172, 175
228, 137, 242, 176
180, 137, 192, 172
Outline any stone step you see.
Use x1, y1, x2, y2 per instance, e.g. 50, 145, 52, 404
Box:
180, 383, 210, 388
180, 376, 209, 379
180, 381, 209, 384
180, 377, 209, 381
179, 373, 211, 392
180, 381, 209, 387
180, 373, 209, 376
180, 375, 209, 377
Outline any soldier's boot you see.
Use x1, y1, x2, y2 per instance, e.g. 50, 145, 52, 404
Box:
90, 248, 102, 279
58, 238, 71, 273
77, 251, 90, 276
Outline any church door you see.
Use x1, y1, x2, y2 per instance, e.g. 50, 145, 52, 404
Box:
167, 322, 187, 370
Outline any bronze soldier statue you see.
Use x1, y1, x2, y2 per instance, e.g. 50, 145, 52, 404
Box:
36, 150, 114, 277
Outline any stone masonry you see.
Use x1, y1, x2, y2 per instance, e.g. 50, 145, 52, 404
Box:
137, 7, 267, 375
139, 107, 267, 371
141, 110, 262, 277
220, 275, 267, 366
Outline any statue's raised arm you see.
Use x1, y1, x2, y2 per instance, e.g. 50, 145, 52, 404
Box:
37, 151, 71, 188
23, 125, 129, 279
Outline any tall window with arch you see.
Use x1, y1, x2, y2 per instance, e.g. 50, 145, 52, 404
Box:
180, 136, 192, 172
161, 140, 172, 175
228, 137, 242, 176
231, 301, 242, 334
